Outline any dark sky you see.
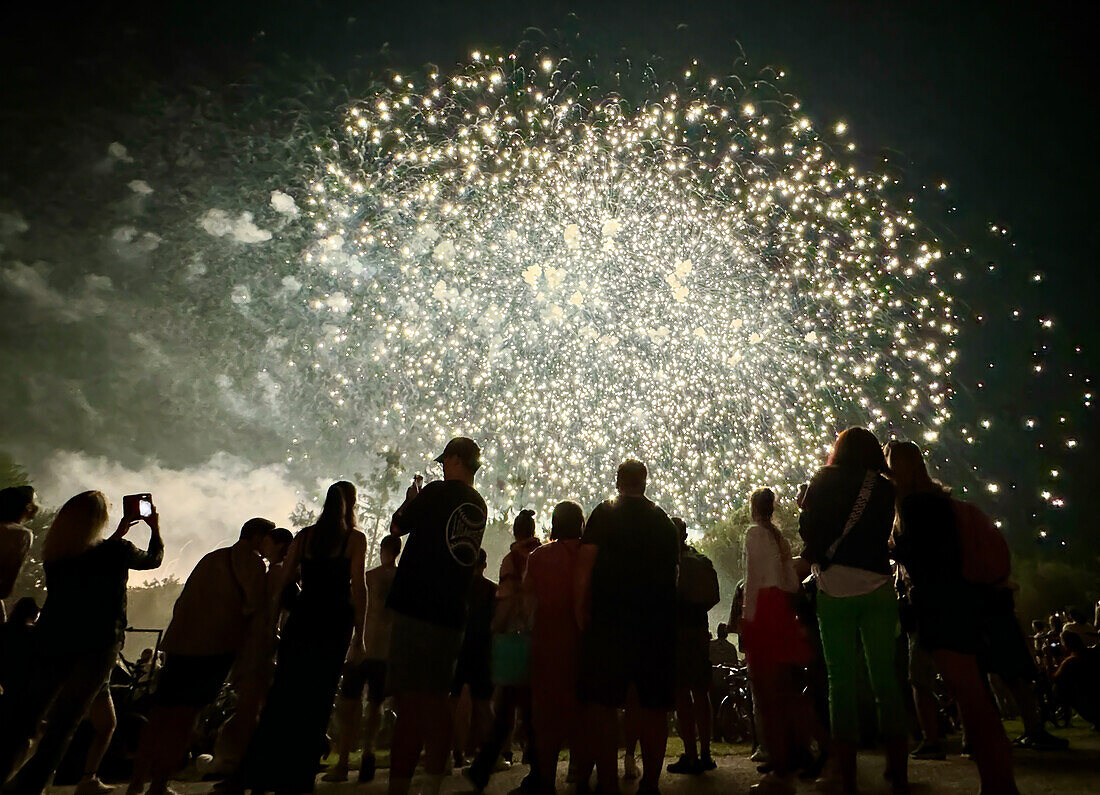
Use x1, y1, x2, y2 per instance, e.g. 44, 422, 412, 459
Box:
6, 0, 1095, 339
2, 0, 1096, 549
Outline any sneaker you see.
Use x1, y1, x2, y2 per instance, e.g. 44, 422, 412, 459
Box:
697, 755, 717, 772
666, 754, 699, 774
321, 762, 349, 782
358, 752, 376, 783
1017, 730, 1069, 751
622, 754, 640, 780
74, 777, 115, 795
910, 741, 947, 760
751, 747, 768, 763
750, 772, 796, 794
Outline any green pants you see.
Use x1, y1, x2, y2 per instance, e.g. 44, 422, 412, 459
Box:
817, 582, 907, 744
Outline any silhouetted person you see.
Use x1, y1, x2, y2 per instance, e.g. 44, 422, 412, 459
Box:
450, 549, 495, 768
467, 509, 541, 791
576, 459, 679, 795
709, 623, 739, 668
1053, 631, 1100, 729
742, 488, 820, 794
0, 490, 162, 794
208, 526, 295, 776
1062, 608, 1100, 648
668, 516, 719, 775
324, 533, 401, 784
525, 501, 585, 795
128, 518, 274, 795
386, 438, 487, 795
799, 428, 908, 793
888, 441, 1018, 793
237, 482, 367, 794
0, 486, 38, 624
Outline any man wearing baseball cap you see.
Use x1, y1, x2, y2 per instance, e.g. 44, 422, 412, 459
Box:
386, 437, 488, 795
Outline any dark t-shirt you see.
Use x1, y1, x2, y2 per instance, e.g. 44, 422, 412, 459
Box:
35, 536, 164, 654
458, 574, 497, 666
387, 479, 488, 630
799, 465, 895, 575
582, 495, 679, 634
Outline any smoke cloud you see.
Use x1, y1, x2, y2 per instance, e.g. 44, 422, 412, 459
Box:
35, 451, 303, 580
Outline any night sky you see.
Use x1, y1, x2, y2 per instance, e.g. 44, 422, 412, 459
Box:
2, 1, 1096, 562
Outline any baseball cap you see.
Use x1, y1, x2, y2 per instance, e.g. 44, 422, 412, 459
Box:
434, 436, 482, 473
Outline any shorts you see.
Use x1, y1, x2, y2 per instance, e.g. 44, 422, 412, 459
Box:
975, 590, 1038, 681
452, 652, 494, 700
155, 653, 235, 707
911, 582, 980, 654
339, 658, 388, 702
387, 612, 464, 698
577, 620, 675, 710
675, 626, 712, 690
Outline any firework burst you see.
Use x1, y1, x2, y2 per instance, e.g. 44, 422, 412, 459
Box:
283, 51, 958, 519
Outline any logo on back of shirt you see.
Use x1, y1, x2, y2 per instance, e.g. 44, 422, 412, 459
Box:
446, 502, 487, 566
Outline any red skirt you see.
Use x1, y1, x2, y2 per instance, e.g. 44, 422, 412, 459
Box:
742, 586, 812, 667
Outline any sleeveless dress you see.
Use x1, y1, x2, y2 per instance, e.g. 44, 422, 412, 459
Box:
239, 528, 354, 793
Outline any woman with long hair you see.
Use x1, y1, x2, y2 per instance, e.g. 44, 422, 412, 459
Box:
0, 490, 163, 793
741, 489, 816, 794
887, 441, 1018, 794
799, 428, 909, 793
236, 481, 367, 793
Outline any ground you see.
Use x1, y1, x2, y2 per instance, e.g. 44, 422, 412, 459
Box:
63, 722, 1100, 794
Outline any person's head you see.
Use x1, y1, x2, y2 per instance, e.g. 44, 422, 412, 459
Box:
1032, 619, 1046, 634
42, 490, 109, 563
513, 509, 536, 541
318, 481, 357, 532
717, 622, 729, 640
0, 485, 38, 524
262, 526, 294, 564
476, 547, 487, 574
240, 517, 276, 552
1062, 630, 1086, 656
750, 487, 775, 525
379, 533, 402, 565
615, 459, 647, 496
139, 648, 153, 662
1050, 613, 1065, 631
884, 441, 942, 496
550, 501, 584, 540
1066, 607, 1085, 624
671, 516, 688, 548
435, 437, 482, 484
10, 596, 39, 626
828, 426, 888, 473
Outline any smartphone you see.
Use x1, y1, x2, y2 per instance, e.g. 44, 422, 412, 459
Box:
123, 493, 153, 519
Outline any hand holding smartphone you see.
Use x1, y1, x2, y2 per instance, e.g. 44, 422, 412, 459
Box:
123, 493, 154, 519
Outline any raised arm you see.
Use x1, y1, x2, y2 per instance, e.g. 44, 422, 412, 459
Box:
118, 511, 164, 571
390, 480, 423, 536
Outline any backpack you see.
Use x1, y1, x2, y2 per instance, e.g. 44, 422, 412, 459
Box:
679, 547, 721, 609
952, 499, 1011, 585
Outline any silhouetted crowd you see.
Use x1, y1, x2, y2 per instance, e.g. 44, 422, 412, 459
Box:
1, 430, 1098, 795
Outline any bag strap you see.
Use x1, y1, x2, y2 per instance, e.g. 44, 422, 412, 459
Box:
825, 470, 877, 561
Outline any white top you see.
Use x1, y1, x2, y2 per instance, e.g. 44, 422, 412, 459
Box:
816, 564, 890, 598
743, 523, 799, 622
